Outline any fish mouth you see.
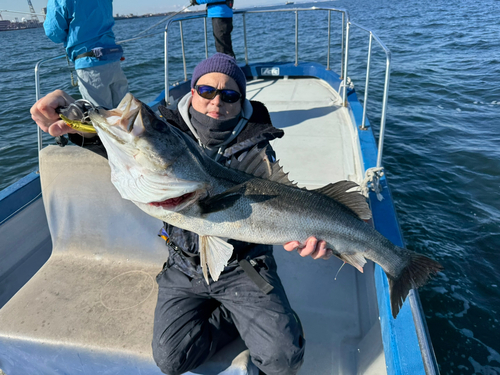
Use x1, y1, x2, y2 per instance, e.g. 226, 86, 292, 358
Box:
89, 93, 142, 142
145, 188, 206, 212
149, 192, 196, 209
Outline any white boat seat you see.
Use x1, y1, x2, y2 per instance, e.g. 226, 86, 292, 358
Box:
0, 145, 254, 375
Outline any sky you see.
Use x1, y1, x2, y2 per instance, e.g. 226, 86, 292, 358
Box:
0, 0, 278, 21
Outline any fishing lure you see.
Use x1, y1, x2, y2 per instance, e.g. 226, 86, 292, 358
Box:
59, 113, 97, 133
56, 99, 97, 133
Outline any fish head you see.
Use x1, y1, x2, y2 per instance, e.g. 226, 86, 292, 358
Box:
89, 93, 208, 212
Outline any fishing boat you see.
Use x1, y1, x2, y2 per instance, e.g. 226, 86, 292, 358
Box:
0, 6, 440, 375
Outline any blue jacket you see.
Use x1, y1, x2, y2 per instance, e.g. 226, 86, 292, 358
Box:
197, 0, 233, 18
44, 0, 122, 70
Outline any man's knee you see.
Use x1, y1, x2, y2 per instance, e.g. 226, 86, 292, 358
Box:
152, 339, 186, 375
252, 336, 305, 375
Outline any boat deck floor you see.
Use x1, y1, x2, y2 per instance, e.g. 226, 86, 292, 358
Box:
247, 77, 362, 188
0, 78, 385, 374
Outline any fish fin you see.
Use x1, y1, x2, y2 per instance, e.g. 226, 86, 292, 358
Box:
313, 181, 372, 220
230, 146, 296, 186
387, 250, 443, 318
199, 184, 247, 214
339, 253, 367, 273
199, 235, 234, 284
200, 238, 208, 283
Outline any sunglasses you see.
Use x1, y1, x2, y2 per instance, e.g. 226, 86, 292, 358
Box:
195, 85, 242, 103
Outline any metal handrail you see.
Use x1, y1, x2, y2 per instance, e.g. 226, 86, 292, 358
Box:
234, 7, 349, 75
204, 18, 209, 59
162, 7, 391, 168
242, 14, 248, 65
348, 21, 392, 168
35, 54, 66, 154
164, 13, 208, 105
163, 7, 349, 105
294, 10, 299, 66
34, 7, 391, 168
179, 21, 187, 82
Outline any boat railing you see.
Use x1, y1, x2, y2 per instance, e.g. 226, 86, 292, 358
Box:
163, 7, 348, 102
35, 54, 66, 153
34, 7, 391, 168
347, 21, 391, 169
163, 7, 391, 168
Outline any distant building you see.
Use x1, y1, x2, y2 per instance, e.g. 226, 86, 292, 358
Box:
0, 18, 43, 31
0, 20, 11, 31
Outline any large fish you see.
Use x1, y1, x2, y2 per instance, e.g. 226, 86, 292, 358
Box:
87, 93, 442, 318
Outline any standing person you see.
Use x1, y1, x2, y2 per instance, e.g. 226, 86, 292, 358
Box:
30, 53, 333, 375
192, 0, 236, 58
44, 0, 129, 109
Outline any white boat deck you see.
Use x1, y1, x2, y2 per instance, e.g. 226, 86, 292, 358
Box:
247, 78, 363, 188
0, 77, 385, 374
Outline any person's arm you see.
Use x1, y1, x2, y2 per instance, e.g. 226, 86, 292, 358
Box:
43, 0, 70, 44
30, 90, 93, 137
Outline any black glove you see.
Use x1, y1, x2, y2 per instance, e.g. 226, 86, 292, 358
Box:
190, 0, 198, 5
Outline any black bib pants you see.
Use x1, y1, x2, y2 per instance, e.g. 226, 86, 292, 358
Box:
152, 244, 305, 375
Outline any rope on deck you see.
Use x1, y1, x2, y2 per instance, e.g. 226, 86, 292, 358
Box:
338, 76, 354, 95
360, 167, 385, 201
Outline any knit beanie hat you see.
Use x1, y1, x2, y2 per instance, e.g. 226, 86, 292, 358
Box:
191, 53, 246, 98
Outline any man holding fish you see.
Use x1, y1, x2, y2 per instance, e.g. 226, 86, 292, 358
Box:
31, 53, 334, 375
31, 53, 441, 375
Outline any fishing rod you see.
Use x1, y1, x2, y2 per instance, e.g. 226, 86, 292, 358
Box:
135, 3, 193, 37
115, 3, 194, 45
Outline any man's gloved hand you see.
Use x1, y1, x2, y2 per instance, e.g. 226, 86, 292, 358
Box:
190, 0, 198, 5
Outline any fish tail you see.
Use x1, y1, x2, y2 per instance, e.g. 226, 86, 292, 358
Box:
387, 250, 442, 318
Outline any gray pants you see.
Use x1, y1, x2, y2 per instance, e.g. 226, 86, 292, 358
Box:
76, 60, 129, 109
152, 246, 305, 375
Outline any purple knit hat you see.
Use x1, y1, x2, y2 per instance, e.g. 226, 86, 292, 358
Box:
191, 53, 246, 98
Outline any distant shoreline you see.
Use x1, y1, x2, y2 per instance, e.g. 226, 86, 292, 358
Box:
114, 12, 177, 21
0, 12, 185, 31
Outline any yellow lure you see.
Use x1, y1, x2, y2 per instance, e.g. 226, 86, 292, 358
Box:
59, 114, 97, 133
